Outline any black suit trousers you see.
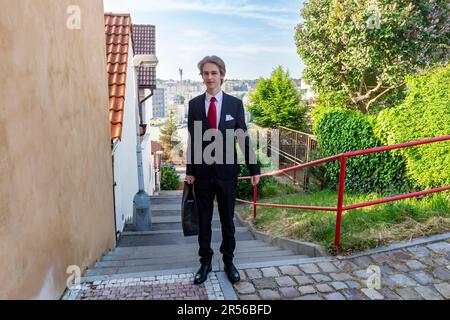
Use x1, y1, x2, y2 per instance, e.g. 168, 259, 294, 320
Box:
194, 171, 237, 265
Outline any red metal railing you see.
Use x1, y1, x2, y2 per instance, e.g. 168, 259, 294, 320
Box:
238, 135, 450, 250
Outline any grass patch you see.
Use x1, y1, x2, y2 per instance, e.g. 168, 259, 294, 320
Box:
239, 189, 450, 255
258, 177, 298, 198
237, 175, 298, 200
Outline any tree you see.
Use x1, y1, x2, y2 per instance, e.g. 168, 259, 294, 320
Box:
295, 0, 449, 113
375, 65, 450, 188
247, 66, 309, 131
175, 94, 185, 104
159, 110, 180, 161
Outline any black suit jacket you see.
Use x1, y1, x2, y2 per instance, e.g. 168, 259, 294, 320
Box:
186, 92, 260, 180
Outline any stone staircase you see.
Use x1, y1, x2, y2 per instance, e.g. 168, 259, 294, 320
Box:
83, 190, 310, 280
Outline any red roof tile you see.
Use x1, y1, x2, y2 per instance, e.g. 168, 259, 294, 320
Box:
105, 13, 131, 140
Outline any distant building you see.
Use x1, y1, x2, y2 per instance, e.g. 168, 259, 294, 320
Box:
300, 82, 316, 101
173, 94, 185, 105
292, 79, 316, 102
152, 88, 167, 118
168, 104, 186, 122
224, 80, 248, 92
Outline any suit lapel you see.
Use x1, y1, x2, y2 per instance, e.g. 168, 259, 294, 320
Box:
218, 92, 227, 131
199, 93, 209, 129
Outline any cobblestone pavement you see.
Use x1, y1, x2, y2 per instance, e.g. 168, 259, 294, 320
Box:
62, 239, 449, 300
234, 240, 450, 300
62, 273, 225, 300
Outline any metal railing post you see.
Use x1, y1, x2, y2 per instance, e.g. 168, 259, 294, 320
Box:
334, 155, 347, 249
253, 184, 258, 219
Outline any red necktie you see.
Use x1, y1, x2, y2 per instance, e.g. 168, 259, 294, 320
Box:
208, 97, 217, 130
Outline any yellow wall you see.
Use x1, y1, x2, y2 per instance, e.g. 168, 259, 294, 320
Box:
0, 0, 115, 299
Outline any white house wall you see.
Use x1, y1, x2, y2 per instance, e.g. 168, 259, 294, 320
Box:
142, 88, 155, 195
143, 88, 154, 123
141, 134, 153, 195
113, 48, 139, 233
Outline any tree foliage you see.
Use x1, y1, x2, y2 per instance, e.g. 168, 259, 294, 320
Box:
314, 108, 410, 193
375, 64, 450, 188
160, 165, 181, 190
248, 66, 309, 131
295, 0, 449, 113
159, 110, 180, 161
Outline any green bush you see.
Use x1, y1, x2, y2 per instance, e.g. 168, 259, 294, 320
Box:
314, 108, 410, 193
236, 163, 297, 200
235, 147, 296, 199
304, 148, 329, 192
311, 100, 347, 135
375, 65, 450, 188
160, 165, 181, 190
236, 159, 277, 200
248, 66, 309, 131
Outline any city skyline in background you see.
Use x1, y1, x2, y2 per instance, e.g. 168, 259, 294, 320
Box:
104, 0, 306, 81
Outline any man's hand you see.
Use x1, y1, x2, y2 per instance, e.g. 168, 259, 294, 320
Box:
185, 175, 195, 185
251, 175, 260, 186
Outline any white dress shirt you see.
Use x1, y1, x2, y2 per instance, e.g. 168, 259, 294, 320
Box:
205, 90, 223, 129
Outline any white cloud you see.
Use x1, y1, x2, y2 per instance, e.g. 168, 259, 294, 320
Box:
181, 29, 213, 39
104, 0, 299, 29
104, 0, 304, 79
105, 0, 297, 14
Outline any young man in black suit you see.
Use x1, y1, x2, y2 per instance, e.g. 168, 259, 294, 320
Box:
186, 56, 260, 285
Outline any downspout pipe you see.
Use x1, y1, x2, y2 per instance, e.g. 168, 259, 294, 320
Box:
136, 89, 155, 192
132, 66, 152, 230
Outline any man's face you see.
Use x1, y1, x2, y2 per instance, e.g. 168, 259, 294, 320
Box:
201, 63, 224, 92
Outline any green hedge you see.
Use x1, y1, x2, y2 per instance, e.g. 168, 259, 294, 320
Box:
314, 109, 409, 193
160, 165, 181, 190
236, 164, 271, 199
236, 149, 277, 199
375, 65, 450, 188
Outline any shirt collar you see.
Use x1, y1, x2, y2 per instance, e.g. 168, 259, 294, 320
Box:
205, 90, 223, 103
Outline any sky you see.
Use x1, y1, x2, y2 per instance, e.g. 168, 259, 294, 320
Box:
104, 0, 307, 81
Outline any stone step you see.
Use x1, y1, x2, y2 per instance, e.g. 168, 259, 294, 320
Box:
151, 204, 185, 211
150, 195, 182, 199
121, 226, 249, 236
151, 215, 188, 224
95, 250, 296, 268
150, 214, 224, 224
150, 198, 183, 205
151, 202, 230, 211
104, 245, 285, 260
111, 239, 268, 254
84, 255, 311, 278
117, 229, 255, 247
151, 209, 183, 217
233, 255, 310, 266
84, 262, 200, 278
154, 190, 183, 197
124, 216, 234, 233
149, 219, 227, 231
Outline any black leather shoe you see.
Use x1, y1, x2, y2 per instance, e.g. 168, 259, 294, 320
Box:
224, 263, 240, 283
193, 263, 212, 285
